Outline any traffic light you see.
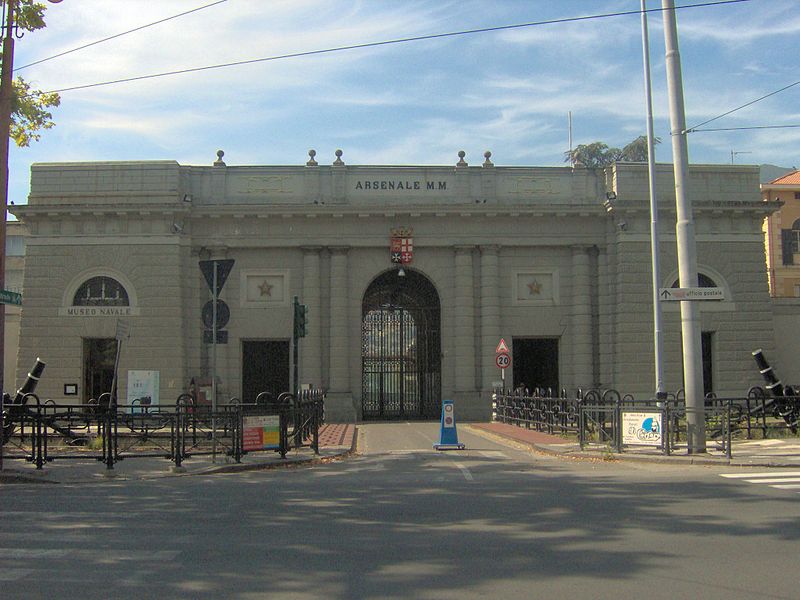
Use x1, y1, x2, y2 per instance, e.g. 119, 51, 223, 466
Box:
293, 298, 308, 338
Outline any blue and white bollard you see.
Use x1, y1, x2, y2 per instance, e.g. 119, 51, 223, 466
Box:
434, 399, 465, 450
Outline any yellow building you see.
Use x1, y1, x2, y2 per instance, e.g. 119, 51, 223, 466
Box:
763, 170, 800, 297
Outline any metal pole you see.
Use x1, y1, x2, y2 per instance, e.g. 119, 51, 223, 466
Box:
212, 260, 218, 459
662, 0, 705, 452
292, 295, 299, 394
212, 261, 218, 411
0, 0, 17, 401
568, 111, 573, 165
0, 389, 4, 470
641, 0, 665, 400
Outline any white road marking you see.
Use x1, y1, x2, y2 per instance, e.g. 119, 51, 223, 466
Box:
479, 450, 509, 459
720, 471, 800, 494
741, 477, 800, 484
453, 461, 474, 482
720, 471, 800, 478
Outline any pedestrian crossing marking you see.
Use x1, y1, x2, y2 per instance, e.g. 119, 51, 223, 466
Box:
720, 471, 800, 478
739, 477, 800, 484
720, 471, 800, 494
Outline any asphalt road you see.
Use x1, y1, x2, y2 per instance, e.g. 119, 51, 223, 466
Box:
1, 422, 798, 599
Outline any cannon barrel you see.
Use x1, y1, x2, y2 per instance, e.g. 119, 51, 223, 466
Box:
752, 349, 798, 433
14, 357, 46, 404
752, 349, 783, 397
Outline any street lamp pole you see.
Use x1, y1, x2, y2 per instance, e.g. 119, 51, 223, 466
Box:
0, 0, 60, 397
662, 0, 705, 453
0, 0, 19, 398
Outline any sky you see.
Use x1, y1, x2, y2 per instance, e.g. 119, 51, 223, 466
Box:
6, 0, 800, 205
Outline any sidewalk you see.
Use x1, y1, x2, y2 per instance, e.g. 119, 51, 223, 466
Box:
0, 423, 358, 485
469, 422, 800, 467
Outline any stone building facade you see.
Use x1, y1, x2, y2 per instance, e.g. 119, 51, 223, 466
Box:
9, 152, 778, 420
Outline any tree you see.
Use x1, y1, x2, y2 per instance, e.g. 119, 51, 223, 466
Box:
620, 135, 661, 162
565, 136, 660, 168
1, 0, 61, 147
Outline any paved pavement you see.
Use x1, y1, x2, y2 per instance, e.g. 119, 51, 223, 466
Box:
469, 422, 800, 467
2, 420, 799, 484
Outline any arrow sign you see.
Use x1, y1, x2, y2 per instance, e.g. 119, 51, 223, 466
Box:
199, 259, 235, 296
659, 287, 724, 301
495, 338, 510, 354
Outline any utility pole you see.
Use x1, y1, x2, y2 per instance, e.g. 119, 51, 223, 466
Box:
662, 0, 705, 453
0, 0, 18, 398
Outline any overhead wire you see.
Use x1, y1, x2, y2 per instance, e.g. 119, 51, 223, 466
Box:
687, 125, 800, 133
14, 0, 229, 72
684, 79, 800, 133
31, 0, 750, 96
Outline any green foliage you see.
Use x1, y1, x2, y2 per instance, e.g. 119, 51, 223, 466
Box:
565, 135, 661, 168
1, 0, 61, 147
10, 76, 59, 146
14, 1, 47, 32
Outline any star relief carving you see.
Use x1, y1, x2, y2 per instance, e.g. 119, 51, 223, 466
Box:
527, 280, 541, 295
258, 280, 273, 297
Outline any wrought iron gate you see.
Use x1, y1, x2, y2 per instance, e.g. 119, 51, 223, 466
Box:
362, 270, 441, 419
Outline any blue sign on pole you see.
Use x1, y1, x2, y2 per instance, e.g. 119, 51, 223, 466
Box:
434, 399, 465, 450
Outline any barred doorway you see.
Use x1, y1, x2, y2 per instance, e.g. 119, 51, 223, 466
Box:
361, 269, 441, 420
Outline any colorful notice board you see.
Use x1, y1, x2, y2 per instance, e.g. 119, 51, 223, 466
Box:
242, 415, 281, 451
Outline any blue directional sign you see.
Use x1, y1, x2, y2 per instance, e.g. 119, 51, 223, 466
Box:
0, 290, 22, 305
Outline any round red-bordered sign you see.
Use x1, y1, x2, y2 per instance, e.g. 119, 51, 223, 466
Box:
496, 353, 511, 369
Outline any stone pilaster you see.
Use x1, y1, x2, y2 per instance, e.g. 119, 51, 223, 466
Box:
454, 246, 476, 393
301, 246, 322, 387
571, 245, 593, 391
480, 245, 501, 392
328, 247, 350, 393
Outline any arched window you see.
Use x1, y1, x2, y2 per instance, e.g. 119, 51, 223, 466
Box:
671, 273, 717, 288
792, 219, 800, 254
73, 276, 129, 306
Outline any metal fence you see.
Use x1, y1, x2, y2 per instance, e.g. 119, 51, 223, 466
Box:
493, 386, 799, 457
0, 388, 324, 471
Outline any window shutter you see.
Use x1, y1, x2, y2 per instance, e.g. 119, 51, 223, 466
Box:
782, 229, 794, 265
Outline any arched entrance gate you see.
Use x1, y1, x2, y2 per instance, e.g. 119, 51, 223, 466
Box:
361, 269, 441, 419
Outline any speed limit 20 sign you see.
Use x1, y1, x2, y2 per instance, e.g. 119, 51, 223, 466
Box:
496, 353, 511, 369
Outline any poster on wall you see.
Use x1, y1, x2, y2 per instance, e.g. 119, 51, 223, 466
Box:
127, 370, 160, 413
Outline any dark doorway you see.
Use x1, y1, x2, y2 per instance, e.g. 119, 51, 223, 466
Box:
83, 338, 116, 403
242, 340, 290, 404
362, 269, 441, 419
512, 338, 559, 394
702, 331, 714, 398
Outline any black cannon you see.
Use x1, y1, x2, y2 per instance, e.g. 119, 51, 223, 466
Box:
752, 349, 799, 433
2, 358, 46, 444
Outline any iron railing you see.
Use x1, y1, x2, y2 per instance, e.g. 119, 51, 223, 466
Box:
493, 387, 799, 458
1, 388, 324, 471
